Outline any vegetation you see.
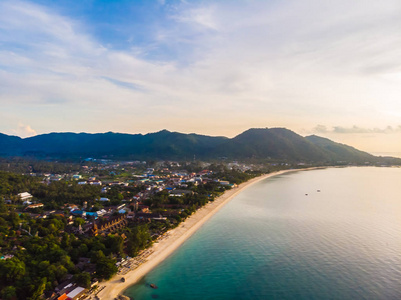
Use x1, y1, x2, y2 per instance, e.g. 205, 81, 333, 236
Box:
1, 128, 399, 164
0, 140, 396, 299
0, 159, 265, 299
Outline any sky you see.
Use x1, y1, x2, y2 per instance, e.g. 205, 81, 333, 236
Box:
1, 0, 401, 155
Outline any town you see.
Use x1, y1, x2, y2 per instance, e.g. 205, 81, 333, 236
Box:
0, 158, 270, 300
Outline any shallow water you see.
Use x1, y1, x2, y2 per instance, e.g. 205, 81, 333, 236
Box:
125, 167, 401, 299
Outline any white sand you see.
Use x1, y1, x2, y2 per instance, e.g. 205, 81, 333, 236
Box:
97, 168, 315, 299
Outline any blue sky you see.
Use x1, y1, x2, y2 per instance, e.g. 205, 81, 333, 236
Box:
2, 0, 401, 154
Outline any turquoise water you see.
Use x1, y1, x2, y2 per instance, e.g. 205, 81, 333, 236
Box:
125, 167, 401, 299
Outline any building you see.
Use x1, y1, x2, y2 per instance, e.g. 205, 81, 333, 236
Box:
18, 192, 33, 202
26, 203, 44, 210
90, 215, 127, 236
169, 189, 194, 197
88, 180, 102, 185
66, 287, 86, 300
71, 210, 86, 217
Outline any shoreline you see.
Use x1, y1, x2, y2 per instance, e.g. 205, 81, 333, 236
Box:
97, 167, 320, 299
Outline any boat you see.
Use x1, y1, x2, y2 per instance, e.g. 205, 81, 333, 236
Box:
150, 283, 158, 289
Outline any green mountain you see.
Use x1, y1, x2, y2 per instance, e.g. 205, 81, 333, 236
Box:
0, 128, 398, 164
5, 130, 227, 160
213, 128, 329, 161
0, 133, 22, 156
305, 135, 374, 163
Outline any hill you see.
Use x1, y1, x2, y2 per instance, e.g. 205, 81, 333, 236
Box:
305, 135, 374, 163
0, 128, 398, 164
213, 128, 329, 161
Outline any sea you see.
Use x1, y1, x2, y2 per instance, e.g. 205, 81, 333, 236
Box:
125, 167, 401, 299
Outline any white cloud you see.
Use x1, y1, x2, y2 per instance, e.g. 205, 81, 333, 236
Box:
312, 125, 401, 134
313, 125, 329, 133
12, 123, 37, 137
1, 0, 401, 145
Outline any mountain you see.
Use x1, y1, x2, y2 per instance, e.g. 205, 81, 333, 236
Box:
305, 135, 375, 163
213, 128, 329, 161
6, 130, 228, 160
0, 133, 22, 156
0, 128, 398, 163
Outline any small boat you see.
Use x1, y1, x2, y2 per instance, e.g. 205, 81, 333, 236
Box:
150, 283, 158, 289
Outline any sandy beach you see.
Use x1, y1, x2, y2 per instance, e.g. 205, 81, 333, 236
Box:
96, 168, 313, 299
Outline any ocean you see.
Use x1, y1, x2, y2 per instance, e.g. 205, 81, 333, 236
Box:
125, 167, 401, 299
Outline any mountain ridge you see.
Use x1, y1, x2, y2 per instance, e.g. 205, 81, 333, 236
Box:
0, 128, 398, 164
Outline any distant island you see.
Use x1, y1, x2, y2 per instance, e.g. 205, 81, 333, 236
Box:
0, 127, 400, 165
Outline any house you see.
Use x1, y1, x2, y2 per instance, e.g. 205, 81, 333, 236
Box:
109, 181, 122, 186
96, 209, 107, 216
18, 192, 33, 202
169, 189, 194, 197
85, 211, 97, 218
72, 210, 87, 217
127, 211, 135, 219
50, 175, 62, 181
26, 203, 44, 209
75, 257, 92, 271
68, 204, 79, 211
66, 287, 86, 300
88, 180, 102, 185
135, 213, 166, 222
57, 294, 69, 300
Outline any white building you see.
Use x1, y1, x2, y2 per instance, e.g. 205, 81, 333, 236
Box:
18, 192, 32, 202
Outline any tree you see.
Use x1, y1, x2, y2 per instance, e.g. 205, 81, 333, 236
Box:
105, 235, 124, 256
0, 257, 26, 283
28, 278, 47, 300
0, 198, 7, 213
74, 217, 85, 227
127, 225, 151, 256
1, 286, 16, 300
96, 256, 117, 280
74, 272, 91, 289
90, 250, 105, 264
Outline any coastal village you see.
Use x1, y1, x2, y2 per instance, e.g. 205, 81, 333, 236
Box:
0, 159, 265, 300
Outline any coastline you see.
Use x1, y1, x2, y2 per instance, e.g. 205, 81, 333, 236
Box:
97, 168, 319, 299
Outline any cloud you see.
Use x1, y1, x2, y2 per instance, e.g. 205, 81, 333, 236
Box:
313, 125, 329, 133
2, 0, 401, 138
171, 4, 219, 30
12, 123, 37, 137
313, 125, 401, 134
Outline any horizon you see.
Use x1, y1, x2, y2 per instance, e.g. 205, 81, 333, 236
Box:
2, 0, 401, 154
